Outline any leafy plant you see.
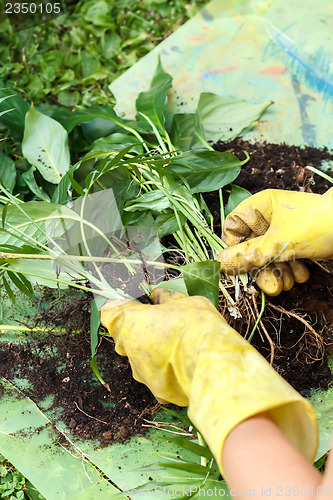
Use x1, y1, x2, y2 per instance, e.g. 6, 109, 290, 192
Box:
126, 409, 228, 500
0, 60, 272, 394
0, 0, 209, 108
0, 454, 44, 499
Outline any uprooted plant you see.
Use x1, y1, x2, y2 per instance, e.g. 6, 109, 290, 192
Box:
0, 59, 326, 374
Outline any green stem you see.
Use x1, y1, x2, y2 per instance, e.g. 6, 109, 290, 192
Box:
197, 432, 207, 467
219, 188, 224, 239
173, 209, 189, 261
248, 290, 265, 343
0, 252, 181, 269
0, 324, 75, 334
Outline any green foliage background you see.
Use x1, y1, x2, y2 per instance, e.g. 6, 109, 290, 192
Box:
0, 0, 207, 108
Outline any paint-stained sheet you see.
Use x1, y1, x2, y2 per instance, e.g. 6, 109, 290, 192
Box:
110, 0, 333, 149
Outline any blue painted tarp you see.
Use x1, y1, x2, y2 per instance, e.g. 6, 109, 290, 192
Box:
110, 0, 333, 150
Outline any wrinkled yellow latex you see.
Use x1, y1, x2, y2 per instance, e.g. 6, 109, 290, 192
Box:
218, 188, 333, 296
101, 288, 318, 475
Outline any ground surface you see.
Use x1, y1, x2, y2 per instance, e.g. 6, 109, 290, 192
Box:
0, 141, 332, 444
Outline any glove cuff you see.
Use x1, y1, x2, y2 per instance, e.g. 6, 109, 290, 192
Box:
187, 337, 318, 477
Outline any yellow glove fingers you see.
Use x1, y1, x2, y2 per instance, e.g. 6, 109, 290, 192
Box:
255, 264, 284, 296
288, 260, 310, 283
255, 262, 295, 296
217, 235, 271, 274
254, 261, 309, 296
277, 262, 295, 291
151, 287, 187, 304
220, 188, 333, 279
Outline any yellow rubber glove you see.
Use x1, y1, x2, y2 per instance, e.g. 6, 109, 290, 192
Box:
217, 188, 333, 296
101, 288, 318, 476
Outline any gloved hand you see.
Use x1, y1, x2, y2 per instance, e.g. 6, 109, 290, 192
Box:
101, 288, 318, 475
217, 188, 333, 296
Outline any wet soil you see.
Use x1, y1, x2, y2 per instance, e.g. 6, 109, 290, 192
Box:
0, 140, 332, 445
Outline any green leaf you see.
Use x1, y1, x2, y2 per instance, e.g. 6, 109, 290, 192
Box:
182, 260, 220, 308
102, 32, 121, 59
51, 162, 81, 204
124, 190, 170, 212
84, 1, 109, 22
0, 89, 29, 140
90, 297, 109, 389
135, 58, 172, 135
3, 276, 15, 303
57, 90, 80, 107
21, 167, 50, 202
59, 105, 125, 134
191, 114, 212, 150
153, 211, 186, 238
90, 133, 143, 155
196, 93, 273, 143
22, 105, 70, 184
171, 113, 196, 151
0, 201, 77, 247
144, 460, 212, 475
6, 270, 34, 299
90, 296, 107, 356
0, 153, 16, 192
81, 52, 101, 79
225, 184, 251, 217
152, 278, 188, 295
67, 174, 85, 196
168, 151, 245, 193
7, 259, 81, 289
159, 437, 213, 459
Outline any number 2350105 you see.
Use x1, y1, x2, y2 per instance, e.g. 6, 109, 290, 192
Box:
5, 3, 62, 15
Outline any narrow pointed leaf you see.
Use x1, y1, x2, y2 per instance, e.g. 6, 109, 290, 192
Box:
0, 89, 29, 139
159, 437, 213, 459
0, 153, 16, 192
136, 58, 172, 135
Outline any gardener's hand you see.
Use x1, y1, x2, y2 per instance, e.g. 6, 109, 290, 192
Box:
101, 288, 318, 475
217, 188, 333, 296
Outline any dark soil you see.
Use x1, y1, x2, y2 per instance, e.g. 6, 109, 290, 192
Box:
0, 140, 332, 445
209, 139, 333, 395
0, 292, 158, 445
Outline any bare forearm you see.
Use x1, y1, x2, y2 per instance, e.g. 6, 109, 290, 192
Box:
222, 414, 332, 500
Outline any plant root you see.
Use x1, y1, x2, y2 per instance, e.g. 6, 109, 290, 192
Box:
142, 419, 196, 437
266, 302, 325, 363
